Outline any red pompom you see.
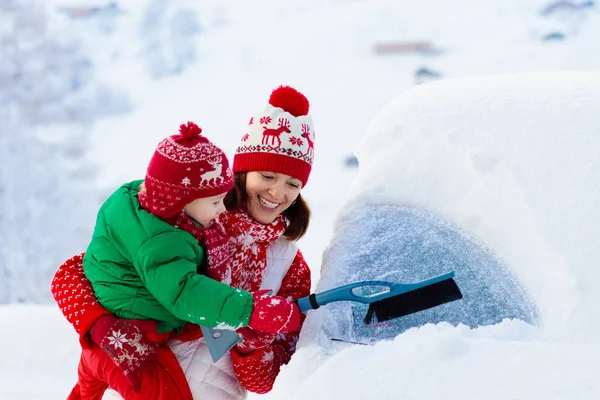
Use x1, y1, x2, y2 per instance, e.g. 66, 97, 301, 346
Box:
179, 121, 202, 138
268, 85, 309, 117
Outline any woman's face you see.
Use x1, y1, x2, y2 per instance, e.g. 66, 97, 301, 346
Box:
183, 192, 227, 227
245, 171, 302, 224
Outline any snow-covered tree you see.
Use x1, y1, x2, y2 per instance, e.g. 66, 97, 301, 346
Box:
0, 0, 100, 303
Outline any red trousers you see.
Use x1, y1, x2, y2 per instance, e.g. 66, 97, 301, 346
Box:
67, 343, 196, 400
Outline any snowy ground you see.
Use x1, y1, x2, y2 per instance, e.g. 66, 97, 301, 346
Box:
2, 0, 600, 399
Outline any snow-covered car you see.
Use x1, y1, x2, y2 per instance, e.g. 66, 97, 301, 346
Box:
264, 71, 600, 400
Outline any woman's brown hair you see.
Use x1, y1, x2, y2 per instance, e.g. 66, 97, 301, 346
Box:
224, 172, 311, 241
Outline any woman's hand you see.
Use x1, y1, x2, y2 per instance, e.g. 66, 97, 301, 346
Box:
235, 327, 277, 354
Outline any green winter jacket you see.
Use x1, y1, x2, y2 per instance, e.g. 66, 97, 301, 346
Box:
83, 180, 253, 333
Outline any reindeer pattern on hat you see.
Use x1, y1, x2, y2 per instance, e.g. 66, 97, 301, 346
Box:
238, 104, 315, 166
155, 136, 233, 191
199, 154, 233, 187
233, 85, 315, 187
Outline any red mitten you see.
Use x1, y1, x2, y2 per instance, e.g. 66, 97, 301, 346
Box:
248, 290, 300, 334
90, 315, 160, 392
235, 327, 277, 355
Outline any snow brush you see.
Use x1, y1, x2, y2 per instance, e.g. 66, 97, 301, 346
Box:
298, 271, 462, 324
200, 271, 462, 362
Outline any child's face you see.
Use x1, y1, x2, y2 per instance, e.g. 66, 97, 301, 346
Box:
183, 192, 227, 227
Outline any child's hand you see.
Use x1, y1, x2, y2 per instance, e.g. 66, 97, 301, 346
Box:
235, 327, 277, 354
247, 290, 301, 334
90, 315, 160, 392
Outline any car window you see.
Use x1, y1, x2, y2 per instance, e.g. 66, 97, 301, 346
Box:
317, 204, 539, 345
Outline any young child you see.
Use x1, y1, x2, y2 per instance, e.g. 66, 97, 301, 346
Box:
81, 121, 300, 392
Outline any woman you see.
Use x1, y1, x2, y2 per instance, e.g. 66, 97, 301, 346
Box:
51, 85, 317, 400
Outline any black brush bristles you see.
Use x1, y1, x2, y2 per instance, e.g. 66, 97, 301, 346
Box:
363, 278, 463, 324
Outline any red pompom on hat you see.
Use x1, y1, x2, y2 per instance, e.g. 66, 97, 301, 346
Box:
268, 86, 310, 117
233, 85, 316, 187
179, 120, 203, 138
142, 121, 233, 219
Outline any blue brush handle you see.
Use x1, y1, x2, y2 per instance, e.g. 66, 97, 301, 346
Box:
296, 271, 455, 312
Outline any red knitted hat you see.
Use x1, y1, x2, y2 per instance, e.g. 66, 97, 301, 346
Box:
143, 121, 233, 219
233, 85, 315, 187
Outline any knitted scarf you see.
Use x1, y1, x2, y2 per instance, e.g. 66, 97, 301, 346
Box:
219, 210, 287, 292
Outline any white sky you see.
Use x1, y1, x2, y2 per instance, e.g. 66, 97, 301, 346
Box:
2, 0, 600, 399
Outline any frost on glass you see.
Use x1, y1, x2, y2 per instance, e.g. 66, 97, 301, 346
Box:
317, 203, 539, 345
